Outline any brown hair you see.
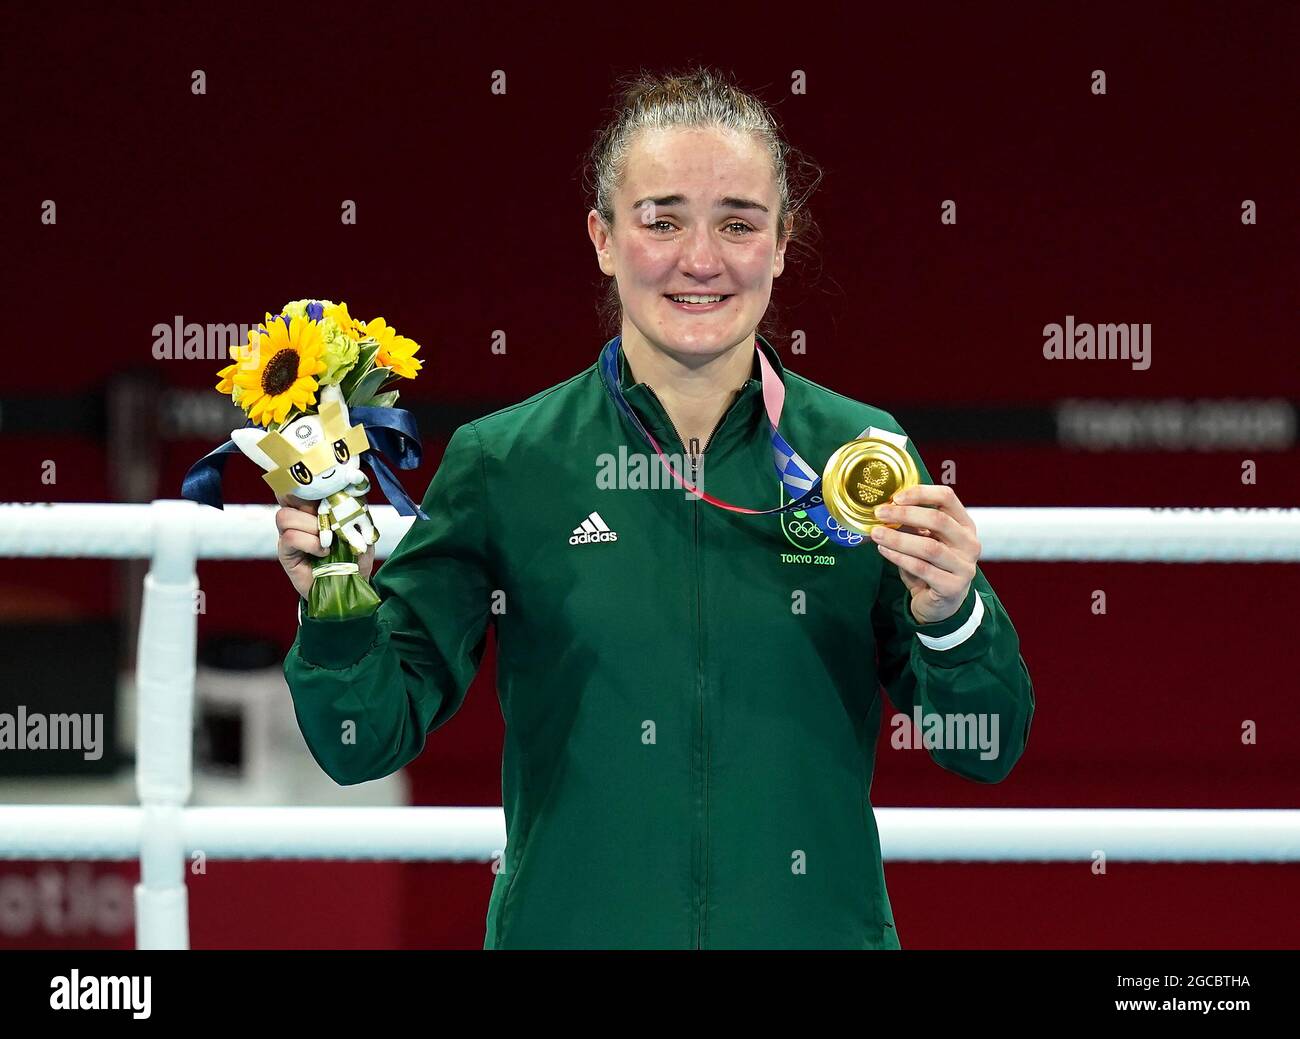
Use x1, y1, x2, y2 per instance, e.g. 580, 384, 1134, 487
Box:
583, 65, 823, 343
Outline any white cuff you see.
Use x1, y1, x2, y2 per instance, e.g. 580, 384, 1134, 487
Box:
915, 591, 985, 651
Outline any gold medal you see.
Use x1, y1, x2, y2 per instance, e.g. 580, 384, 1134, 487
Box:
821, 432, 920, 534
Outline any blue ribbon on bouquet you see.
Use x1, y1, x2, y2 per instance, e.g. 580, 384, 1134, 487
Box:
180, 405, 430, 520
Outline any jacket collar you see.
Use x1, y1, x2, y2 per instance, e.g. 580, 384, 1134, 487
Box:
611, 332, 783, 457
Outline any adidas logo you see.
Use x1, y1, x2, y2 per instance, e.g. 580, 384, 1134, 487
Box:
569, 510, 619, 545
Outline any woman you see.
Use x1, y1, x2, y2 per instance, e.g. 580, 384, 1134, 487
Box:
276, 67, 1034, 950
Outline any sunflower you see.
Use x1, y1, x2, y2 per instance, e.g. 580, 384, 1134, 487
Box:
215, 328, 261, 403
363, 316, 423, 379
324, 301, 364, 340
216, 354, 239, 395
226, 314, 327, 427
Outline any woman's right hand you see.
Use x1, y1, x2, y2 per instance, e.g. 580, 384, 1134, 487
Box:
275, 492, 376, 599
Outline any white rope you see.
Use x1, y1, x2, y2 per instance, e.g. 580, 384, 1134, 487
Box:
1, 806, 1297, 863
974, 507, 1300, 561
0, 501, 1297, 561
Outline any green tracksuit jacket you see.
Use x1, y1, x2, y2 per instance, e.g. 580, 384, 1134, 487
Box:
283, 334, 1035, 950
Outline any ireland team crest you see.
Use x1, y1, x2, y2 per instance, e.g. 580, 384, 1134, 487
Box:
779, 484, 828, 551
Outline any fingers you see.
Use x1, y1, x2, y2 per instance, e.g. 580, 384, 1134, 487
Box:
275, 506, 319, 536
875, 504, 959, 542
892, 562, 926, 594
872, 526, 975, 596
876, 484, 982, 564
275, 491, 314, 512
278, 528, 328, 561
875, 542, 969, 598
892, 484, 975, 531
874, 503, 981, 559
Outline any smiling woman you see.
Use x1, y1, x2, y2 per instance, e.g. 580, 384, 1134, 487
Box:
584, 67, 822, 374
580, 68, 842, 467
280, 65, 1035, 950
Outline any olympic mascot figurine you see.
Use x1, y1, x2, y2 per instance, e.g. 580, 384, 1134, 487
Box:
180, 298, 426, 621
230, 384, 383, 619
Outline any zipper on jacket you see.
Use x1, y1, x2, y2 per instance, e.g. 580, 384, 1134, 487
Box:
641, 384, 734, 948
693, 475, 706, 948
642, 385, 731, 490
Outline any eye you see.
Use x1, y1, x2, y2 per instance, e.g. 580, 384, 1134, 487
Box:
333, 438, 351, 463
647, 219, 754, 235
290, 462, 312, 485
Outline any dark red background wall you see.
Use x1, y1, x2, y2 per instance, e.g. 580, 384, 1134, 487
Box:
2, 1, 1297, 948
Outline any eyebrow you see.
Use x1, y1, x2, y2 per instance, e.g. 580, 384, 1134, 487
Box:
632, 194, 770, 214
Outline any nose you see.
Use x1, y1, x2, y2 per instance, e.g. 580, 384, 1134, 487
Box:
679, 225, 725, 278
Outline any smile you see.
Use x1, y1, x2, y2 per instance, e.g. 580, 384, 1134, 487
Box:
664, 294, 733, 311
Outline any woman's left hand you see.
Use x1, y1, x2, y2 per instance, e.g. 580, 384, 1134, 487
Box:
870, 484, 981, 625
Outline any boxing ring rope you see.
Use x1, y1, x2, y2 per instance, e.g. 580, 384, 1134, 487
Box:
1, 500, 1298, 949
1, 805, 1298, 863
2, 502, 1299, 562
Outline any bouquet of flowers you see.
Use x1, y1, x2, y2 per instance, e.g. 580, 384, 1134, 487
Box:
182, 298, 427, 621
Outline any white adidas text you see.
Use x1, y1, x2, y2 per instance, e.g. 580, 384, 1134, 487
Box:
570, 511, 619, 545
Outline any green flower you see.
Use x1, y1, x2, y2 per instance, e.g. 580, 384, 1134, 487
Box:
318, 317, 360, 386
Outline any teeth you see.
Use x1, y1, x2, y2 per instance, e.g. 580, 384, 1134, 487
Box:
669, 295, 726, 304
